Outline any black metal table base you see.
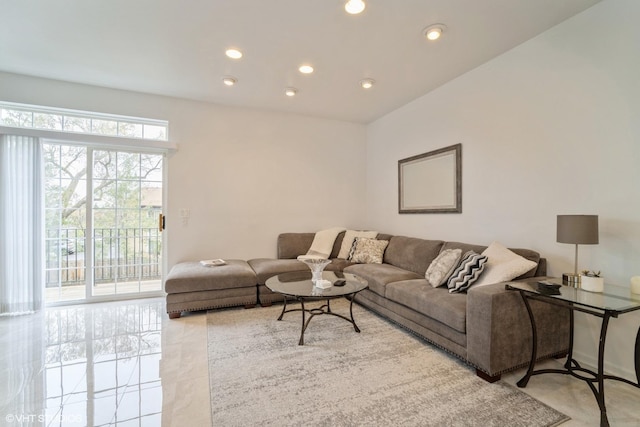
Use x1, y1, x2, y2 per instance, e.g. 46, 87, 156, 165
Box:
514, 290, 640, 427
276, 296, 361, 345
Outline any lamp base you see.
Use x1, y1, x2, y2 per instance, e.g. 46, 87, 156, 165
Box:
563, 273, 580, 288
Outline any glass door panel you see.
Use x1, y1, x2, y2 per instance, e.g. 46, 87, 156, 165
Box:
44, 145, 88, 303
91, 150, 163, 297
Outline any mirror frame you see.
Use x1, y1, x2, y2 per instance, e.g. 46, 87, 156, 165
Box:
398, 143, 462, 214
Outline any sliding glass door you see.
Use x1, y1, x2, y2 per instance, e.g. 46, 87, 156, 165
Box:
45, 143, 164, 303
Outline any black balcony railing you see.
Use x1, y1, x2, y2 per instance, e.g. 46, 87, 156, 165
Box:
45, 228, 162, 288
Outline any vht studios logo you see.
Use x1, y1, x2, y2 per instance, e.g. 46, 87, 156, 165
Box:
5, 413, 82, 424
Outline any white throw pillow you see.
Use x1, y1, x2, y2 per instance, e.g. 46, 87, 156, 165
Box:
472, 241, 537, 287
338, 230, 378, 259
425, 249, 462, 287
305, 227, 346, 259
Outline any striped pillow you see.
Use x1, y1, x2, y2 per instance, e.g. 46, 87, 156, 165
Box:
447, 251, 488, 293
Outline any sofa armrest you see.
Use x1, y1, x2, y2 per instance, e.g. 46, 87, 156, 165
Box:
466, 278, 570, 377
534, 258, 547, 277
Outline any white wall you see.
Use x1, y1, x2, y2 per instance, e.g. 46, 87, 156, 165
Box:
366, 0, 640, 379
0, 72, 367, 266
167, 107, 367, 262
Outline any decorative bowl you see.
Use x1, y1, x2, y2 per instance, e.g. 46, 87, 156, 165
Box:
298, 257, 332, 285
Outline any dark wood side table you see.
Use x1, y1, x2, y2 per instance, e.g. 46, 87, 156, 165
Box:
506, 279, 640, 427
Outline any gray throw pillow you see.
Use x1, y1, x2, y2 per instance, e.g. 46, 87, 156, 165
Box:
425, 249, 462, 287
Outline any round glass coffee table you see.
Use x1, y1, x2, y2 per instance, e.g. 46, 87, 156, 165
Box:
265, 271, 368, 345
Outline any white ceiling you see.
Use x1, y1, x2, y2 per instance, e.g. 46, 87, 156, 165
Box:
0, 0, 600, 123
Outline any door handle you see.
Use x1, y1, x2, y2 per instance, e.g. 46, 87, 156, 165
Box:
158, 214, 165, 232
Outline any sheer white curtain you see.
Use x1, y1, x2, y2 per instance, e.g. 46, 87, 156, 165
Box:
0, 134, 44, 315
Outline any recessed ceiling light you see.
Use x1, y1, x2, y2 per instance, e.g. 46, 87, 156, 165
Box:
345, 0, 365, 14
285, 88, 298, 97
360, 78, 375, 89
222, 76, 237, 86
424, 24, 446, 41
298, 64, 314, 74
225, 48, 243, 59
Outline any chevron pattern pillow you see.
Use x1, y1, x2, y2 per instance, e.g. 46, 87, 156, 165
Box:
447, 251, 488, 293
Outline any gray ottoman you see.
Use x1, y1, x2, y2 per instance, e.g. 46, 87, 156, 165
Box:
164, 260, 258, 318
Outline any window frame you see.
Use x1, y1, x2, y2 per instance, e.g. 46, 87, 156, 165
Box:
0, 101, 172, 145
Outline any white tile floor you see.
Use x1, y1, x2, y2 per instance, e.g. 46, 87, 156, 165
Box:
1, 297, 639, 426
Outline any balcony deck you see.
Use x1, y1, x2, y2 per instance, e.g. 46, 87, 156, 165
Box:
46, 279, 162, 302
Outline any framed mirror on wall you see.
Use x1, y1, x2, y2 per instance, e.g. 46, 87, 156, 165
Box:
398, 143, 461, 214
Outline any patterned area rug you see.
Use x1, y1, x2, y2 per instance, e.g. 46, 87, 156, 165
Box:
207, 299, 569, 427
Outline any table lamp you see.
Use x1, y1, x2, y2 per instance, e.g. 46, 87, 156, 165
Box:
557, 214, 599, 286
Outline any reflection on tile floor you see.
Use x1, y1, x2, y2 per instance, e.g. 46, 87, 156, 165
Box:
1, 297, 639, 426
0, 300, 165, 426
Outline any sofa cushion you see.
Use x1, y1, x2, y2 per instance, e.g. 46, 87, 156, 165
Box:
349, 237, 389, 264
165, 260, 257, 293
425, 248, 462, 287
277, 233, 315, 259
440, 241, 487, 255
330, 231, 347, 259
247, 258, 308, 284
385, 279, 468, 334
376, 233, 394, 242
338, 230, 379, 259
344, 263, 422, 297
447, 251, 487, 293
355, 288, 467, 349
383, 236, 444, 276
325, 258, 354, 271
473, 241, 538, 287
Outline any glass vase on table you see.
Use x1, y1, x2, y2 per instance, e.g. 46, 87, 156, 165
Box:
298, 257, 332, 285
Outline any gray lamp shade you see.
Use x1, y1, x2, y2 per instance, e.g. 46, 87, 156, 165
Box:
556, 215, 599, 244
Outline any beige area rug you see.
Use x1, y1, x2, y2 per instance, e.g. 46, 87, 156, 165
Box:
207, 299, 569, 427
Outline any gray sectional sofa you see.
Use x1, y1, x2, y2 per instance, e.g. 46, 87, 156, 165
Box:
164, 231, 570, 382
